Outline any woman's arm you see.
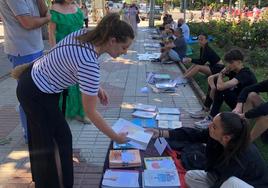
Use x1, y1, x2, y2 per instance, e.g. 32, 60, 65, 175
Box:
82, 93, 127, 143
48, 21, 56, 47
36, 0, 48, 17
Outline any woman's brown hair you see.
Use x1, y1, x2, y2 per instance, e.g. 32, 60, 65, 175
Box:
76, 13, 134, 46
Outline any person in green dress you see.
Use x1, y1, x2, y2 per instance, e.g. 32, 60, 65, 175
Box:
48, 0, 90, 123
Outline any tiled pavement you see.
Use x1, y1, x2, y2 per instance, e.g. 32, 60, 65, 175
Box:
0, 27, 202, 188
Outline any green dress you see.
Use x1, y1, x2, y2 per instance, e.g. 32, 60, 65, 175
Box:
50, 9, 85, 119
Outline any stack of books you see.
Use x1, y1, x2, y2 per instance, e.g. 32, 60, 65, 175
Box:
109, 149, 141, 168
146, 72, 171, 85
153, 81, 176, 93
132, 103, 157, 119
156, 108, 182, 129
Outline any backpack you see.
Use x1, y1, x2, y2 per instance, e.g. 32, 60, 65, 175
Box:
167, 139, 207, 170
180, 143, 207, 170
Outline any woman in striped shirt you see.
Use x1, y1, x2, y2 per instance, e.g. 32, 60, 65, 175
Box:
16, 13, 134, 188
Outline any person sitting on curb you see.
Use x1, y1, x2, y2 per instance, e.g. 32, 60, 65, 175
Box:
194, 49, 257, 129
233, 79, 268, 143
152, 28, 186, 64
147, 112, 268, 188
182, 33, 223, 84
177, 18, 190, 42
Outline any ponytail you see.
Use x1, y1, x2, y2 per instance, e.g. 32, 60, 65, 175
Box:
219, 112, 250, 165
76, 13, 134, 46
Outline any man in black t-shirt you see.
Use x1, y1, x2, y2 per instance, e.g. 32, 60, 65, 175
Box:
195, 49, 257, 129
233, 79, 268, 142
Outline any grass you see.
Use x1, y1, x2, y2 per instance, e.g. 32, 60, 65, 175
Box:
187, 42, 268, 162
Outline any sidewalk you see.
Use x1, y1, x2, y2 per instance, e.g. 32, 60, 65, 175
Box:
0, 26, 202, 188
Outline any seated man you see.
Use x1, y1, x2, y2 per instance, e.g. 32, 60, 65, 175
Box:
177, 18, 190, 41
233, 79, 268, 142
148, 112, 268, 188
194, 49, 257, 129
153, 28, 186, 64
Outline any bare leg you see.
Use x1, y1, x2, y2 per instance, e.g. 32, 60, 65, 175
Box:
242, 92, 267, 142
184, 65, 212, 79
243, 92, 263, 112
159, 51, 168, 61
251, 116, 268, 142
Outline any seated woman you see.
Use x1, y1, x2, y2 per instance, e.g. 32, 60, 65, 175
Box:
152, 28, 186, 64
194, 49, 257, 129
148, 112, 268, 188
182, 33, 224, 82
233, 79, 268, 142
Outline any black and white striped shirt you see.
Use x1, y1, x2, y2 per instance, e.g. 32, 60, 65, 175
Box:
31, 29, 100, 96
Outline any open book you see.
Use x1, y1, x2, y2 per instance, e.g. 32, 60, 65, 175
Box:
132, 110, 156, 119
112, 118, 153, 150
133, 103, 156, 112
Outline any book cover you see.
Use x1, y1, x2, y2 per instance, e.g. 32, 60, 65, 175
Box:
112, 118, 153, 150
155, 82, 176, 89
109, 149, 141, 168
156, 114, 180, 121
131, 118, 157, 128
134, 103, 156, 112
144, 157, 176, 170
143, 170, 180, 188
158, 121, 182, 129
154, 74, 171, 80
102, 169, 140, 188
158, 107, 180, 115
132, 110, 156, 119
113, 142, 136, 150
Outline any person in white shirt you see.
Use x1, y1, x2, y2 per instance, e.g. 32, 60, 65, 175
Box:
177, 18, 190, 42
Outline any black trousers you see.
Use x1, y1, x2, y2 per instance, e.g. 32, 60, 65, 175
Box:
17, 66, 73, 188
210, 89, 238, 117
84, 18, 88, 28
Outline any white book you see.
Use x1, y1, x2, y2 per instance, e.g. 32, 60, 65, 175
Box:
158, 108, 180, 115
112, 118, 153, 150
156, 114, 180, 121
102, 169, 140, 188
134, 103, 156, 112
158, 121, 182, 129
132, 110, 156, 119
143, 169, 180, 188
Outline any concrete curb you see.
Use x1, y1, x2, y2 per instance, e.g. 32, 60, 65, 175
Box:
177, 62, 206, 106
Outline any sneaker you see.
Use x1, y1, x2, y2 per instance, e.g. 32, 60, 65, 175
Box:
189, 110, 207, 119
162, 60, 174, 64
194, 116, 212, 129
151, 58, 161, 63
